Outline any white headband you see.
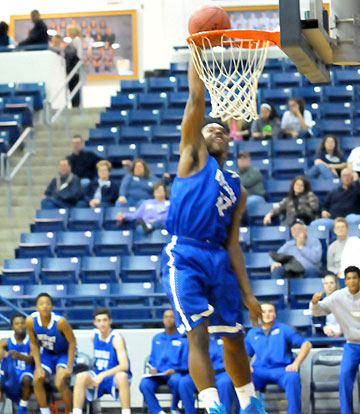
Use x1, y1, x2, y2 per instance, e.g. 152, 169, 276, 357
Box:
261, 103, 272, 111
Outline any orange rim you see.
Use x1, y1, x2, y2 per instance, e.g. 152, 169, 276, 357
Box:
187, 29, 280, 49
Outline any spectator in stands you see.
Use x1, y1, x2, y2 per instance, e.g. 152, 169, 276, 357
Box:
236, 151, 265, 211
64, 24, 82, 108
78, 160, 118, 208
327, 217, 360, 278
66, 135, 102, 188
18, 10, 48, 47
227, 118, 251, 141
116, 182, 169, 233
117, 158, 157, 207
73, 307, 131, 414
306, 135, 346, 179
310, 266, 360, 414
270, 218, 322, 278
139, 309, 187, 414
0, 21, 15, 47
179, 335, 239, 414
263, 176, 319, 226
251, 103, 281, 139
312, 274, 342, 337
313, 167, 360, 228
49, 34, 63, 54
41, 159, 81, 209
281, 97, 313, 138
347, 144, 360, 179
245, 302, 312, 414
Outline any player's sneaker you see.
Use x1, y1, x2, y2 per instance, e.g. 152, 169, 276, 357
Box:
209, 402, 226, 414
242, 396, 269, 414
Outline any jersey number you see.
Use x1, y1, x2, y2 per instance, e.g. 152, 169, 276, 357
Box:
216, 192, 232, 217
96, 359, 109, 371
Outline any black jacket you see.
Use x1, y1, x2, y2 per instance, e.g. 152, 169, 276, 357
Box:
84, 180, 119, 205
44, 173, 81, 205
67, 150, 102, 180
19, 19, 48, 46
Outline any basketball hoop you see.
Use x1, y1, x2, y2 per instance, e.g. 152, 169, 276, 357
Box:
187, 30, 281, 122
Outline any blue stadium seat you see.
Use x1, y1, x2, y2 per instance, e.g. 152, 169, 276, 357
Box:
354, 102, 360, 117
16, 232, 56, 258
247, 202, 276, 226
160, 108, 184, 125
0, 130, 9, 153
3, 96, 34, 127
137, 93, 168, 109
347, 223, 360, 238
354, 120, 360, 135
110, 94, 137, 110
251, 159, 271, 179
167, 92, 188, 108
251, 226, 290, 252
128, 109, 160, 126
151, 125, 181, 143
133, 229, 171, 255
320, 102, 353, 119
147, 162, 167, 178
0, 83, 15, 97
332, 68, 360, 85
276, 309, 313, 335
0, 285, 24, 306
85, 144, 107, 160
22, 284, 68, 311
271, 72, 303, 87
292, 86, 323, 103
88, 127, 119, 145
272, 139, 306, 158
2, 258, 40, 285
66, 283, 110, 308
251, 279, 288, 308
306, 138, 323, 158
167, 161, 179, 180
80, 256, 121, 283
323, 85, 354, 102
170, 143, 180, 161
32, 209, 68, 232
103, 207, 136, 230
290, 278, 324, 309
15, 82, 45, 110
261, 88, 292, 104
120, 79, 147, 94
139, 143, 170, 162
120, 255, 160, 282
119, 126, 151, 144
258, 73, 271, 89
0, 114, 22, 146
99, 111, 129, 127
55, 231, 94, 257
110, 167, 127, 183
94, 229, 133, 255
272, 157, 306, 179
239, 227, 251, 252
317, 119, 353, 136
307, 224, 330, 264
41, 257, 80, 284
310, 179, 340, 203
265, 179, 291, 202
340, 137, 360, 156
170, 62, 188, 76
263, 58, 284, 73
106, 144, 138, 166
147, 77, 177, 92
68, 208, 104, 231
237, 140, 271, 160
244, 252, 272, 279
176, 75, 188, 92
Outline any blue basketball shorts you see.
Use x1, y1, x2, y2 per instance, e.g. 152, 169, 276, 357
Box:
162, 236, 243, 336
41, 349, 69, 375
85, 370, 132, 401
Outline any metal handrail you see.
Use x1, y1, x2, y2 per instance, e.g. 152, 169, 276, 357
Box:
44, 60, 85, 156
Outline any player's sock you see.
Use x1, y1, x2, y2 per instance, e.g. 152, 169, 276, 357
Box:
199, 387, 221, 413
73, 409, 82, 414
40, 409, 51, 414
122, 409, 131, 414
17, 401, 27, 414
235, 382, 256, 410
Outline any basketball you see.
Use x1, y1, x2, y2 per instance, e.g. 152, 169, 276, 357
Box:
188, 5, 231, 45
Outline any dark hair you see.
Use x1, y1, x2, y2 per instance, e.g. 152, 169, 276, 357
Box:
237, 150, 251, 159
289, 97, 305, 115
72, 134, 83, 141
0, 22, 9, 36
344, 266, 360, 279
35, 293, 54, 306
316, 134, 343, 158
10, 313, 25, 326
130, 158, 150, 178
153, 181, 165, 192
202, 117, 230, 134
94, 307, 112, 319
261, 103, 280, 120
289, 175, 312, 198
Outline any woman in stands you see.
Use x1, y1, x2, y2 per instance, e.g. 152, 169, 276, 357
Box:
306, 134, 347, 180
116, 158, 158, 207
227, 118, 251, 141
281, 97, 313, 138
0, 21, 15, 47
251, 103, 281, 139
64, 24, 83, 107
263, 176, 319, 225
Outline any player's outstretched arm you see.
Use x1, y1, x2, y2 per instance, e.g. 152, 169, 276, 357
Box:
226, 188, 262, 327
58, 317, 76, 376
25, 316, 41, 369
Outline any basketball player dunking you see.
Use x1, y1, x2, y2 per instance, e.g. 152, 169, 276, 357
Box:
161, 58, 269, 414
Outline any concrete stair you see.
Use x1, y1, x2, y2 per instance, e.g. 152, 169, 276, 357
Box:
0, 107, 104, 266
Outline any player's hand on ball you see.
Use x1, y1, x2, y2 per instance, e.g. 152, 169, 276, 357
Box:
243, 294, 262, 328
312, 292, 322, 304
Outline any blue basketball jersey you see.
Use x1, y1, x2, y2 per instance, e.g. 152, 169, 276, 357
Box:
166, 155, 241, 245
31, 312, 69, 354
7, 334, 33, 373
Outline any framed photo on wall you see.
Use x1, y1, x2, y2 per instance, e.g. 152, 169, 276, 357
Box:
10, 10, 138, 80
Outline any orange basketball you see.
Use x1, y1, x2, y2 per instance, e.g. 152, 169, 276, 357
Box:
188, 5, 231, 46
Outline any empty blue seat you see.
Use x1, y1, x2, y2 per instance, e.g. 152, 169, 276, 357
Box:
251, 226, 290, 252
0, 114, 21, 146
263, 58, 284, 73
17, 232, 56, 258
133, 229, 171, 255
251, 159, 271, 179
33, 209, 68, 232
0, 285, 24, 305
151, 125, 181, 143
273, 138, 306, 158
80, 256, 120, 283
120, 79, 147, 94
3, 96, 34, 127
306, 138, 323, 157
0, 130, 9, 153
332, 68, 360, 85
354, 102, 360, 117
160, 108, 184, 125
128, 109, 160, 126
177, 75, 188, 92
237, 140, 271, 160
258, 73, 271, 89
170, 62, 188, 76
138, 93, 168, 109
139, 143, 170, 162
110, 94, 137, 110
2, 258, 40, 285
121, 255, 160, 282
320, 102, 353, 119
323, 85, 354, 102
103, 207, 136, 230
94, 229, 133, 255
99, 111, 128, 127
15, 82, 45, 110
317, 119, 353, 135
119, 126, 151, 144
106, 144, 138, 166
341, 137, 360, 156
23, 284, 68, 310
272, 157, 306, 179
247, 202, 276, 226
271, 72, 302, 87
307, 224, 330, 264
148, 77, 177, 92
167, 92, 188, 108
290, 278, 324, 309
88, 127, 119, 145
55, 231, 93, 257
0, 83, 15, 97
251, 279, 288, 308
261, 88, 292, 104
244, 252, 272, 279
85, 144, 107, 160
147, 162, 167, 178
41, 257, 80, 284
167, 161, 179, 180
353, 120, 360, 135
68, 208, 103, 231
170, 143, 180, 161
276, 309, 313, 335
265, 179, 291, 202
239, 227, 251, 252
292, 86, 323, 102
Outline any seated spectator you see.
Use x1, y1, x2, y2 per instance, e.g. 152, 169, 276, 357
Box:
306, 134, 347, 180
116, 182, 169, 233
251, 103, 281, 139
347, 144, 360, 180
236, 151, 265, 211
0, 21, 15, 47
116, 158, 157, 207
41, 159, 81, 209
281, 97, 313, 138
263, 176, 319, 226
312, 168, 360, 228
312, 274, 342, 337
78, 160, 118, 208
139, 309, 187, 414
178, 335, 239, 414
270, 218, 322, 278
18, 10, 48, 47
227, 118, 251, 141
245, 302, 312, 414
66, 135, 102, 189
327, 217, 360, 278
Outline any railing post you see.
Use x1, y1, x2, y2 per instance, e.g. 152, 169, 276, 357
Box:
26, 134, 32, 197
64, 87, 70, 140
79, 65, 85, 115
6, 156, 11, 217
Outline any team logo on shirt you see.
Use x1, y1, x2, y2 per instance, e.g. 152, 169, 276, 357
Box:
271, 328, 280, 335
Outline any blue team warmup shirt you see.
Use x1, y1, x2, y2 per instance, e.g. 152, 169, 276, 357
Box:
7, 334, 33, 374
245, 321, 307, 368
149, 331, 187, 372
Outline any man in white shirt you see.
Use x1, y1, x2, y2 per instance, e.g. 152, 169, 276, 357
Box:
347, 146, 360, 180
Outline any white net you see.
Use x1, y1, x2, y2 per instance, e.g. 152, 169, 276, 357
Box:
188, 34, 271, 122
